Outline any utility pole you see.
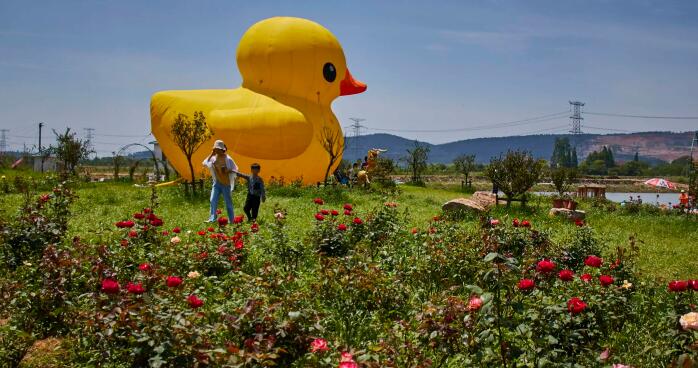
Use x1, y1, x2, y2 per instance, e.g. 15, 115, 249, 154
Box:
349, 117, 366, 160
569, 101, 585, 149
0, 129, 8, 154
39, 122, 44, 173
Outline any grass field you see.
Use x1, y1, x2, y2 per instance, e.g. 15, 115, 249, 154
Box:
2, 179, 695, 280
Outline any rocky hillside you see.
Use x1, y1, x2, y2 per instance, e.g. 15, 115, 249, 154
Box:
343, 131, 695, 164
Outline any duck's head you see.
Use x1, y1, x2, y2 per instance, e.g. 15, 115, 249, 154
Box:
237, 17, 366, 105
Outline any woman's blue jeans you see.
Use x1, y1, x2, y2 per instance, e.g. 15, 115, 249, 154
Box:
209, 182, 234, 221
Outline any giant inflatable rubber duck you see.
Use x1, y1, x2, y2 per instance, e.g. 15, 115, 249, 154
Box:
151, 16, 366, 185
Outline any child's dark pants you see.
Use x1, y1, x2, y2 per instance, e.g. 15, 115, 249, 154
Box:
244, 194, 261, 221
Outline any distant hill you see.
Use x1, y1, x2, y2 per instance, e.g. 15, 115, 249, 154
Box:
343, 131, 695, 164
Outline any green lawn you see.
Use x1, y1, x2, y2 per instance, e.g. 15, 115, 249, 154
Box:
1, 180, 696, 279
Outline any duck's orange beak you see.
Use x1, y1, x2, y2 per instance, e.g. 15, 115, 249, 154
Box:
340, 68, 367, 96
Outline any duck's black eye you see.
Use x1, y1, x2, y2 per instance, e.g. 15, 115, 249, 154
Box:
323, 62, 336, 82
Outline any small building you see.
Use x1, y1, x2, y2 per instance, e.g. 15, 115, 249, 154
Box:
577, 183, 606, 199
32, 155, 59, 172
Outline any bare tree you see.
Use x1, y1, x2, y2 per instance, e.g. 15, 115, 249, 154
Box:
318, 125, 345, 186
403, 141, 430, 185
170, 111, 213, 194
453, 154, 476, 187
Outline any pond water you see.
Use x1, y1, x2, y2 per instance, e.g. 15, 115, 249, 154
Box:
532, 192, 681, 206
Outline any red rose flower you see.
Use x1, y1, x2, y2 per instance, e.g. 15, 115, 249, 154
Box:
343, 204, 353, 211
343, 209, 352, 216
139, 263, 152, 271
321, 209, 330, 216
315, 213, 325, 221
161, 230, 169, 236
688, 280, 698, 291
668, 280, 689, 292
143, 208, 152, 214
197, 230, 206, 236
309, 338, 329, 353
521, 220, 531, 228
337, 223, 347, 231
39, 194, 50, 203
134, 213, 145, 220
116, 220, 135, 228
234, 240, 244, 249
536, 259, 556, 274
352, 217, 363, 225
126, 282, 145, 294
216, 208, 222, 215
567, 297, 587, 314
411, 227, 418, 234
330, 209, 339, 216
233, 215, 245, 224
187, 294, 204, 308
207, 227, 215, 232
313, 198, 324, 205
599, 275, 614, 287
512, 218, 520, 227
172, 227, 181, 233
166, 276, 183, 288
340, 352, 357, 367
150, 218, 163, 227
580, 273, 593, 282
120, 239, 129, 247
467, 295, 483, 311
518, 278, 535, 291
575, 219, 585, 227
584, 255, 603, 268
101, 279, 120, 294
558, 269, 574, 281
217, 217, 228, 226
128, 230, 138, 238
433, 216, 441, 221
251, 223, 259, 233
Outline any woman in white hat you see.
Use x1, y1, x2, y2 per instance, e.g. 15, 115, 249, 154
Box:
202, 140, 237, 222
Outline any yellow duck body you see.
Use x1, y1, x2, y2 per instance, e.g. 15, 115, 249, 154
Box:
151, 16, 366, 185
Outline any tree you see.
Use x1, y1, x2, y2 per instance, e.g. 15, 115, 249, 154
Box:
112, 151, 124, 180
571, 148, 578, 168
52, 128, 93, 176
551, 138, 574, 168
318, 125, 345, 187
403, 141, 430, 185
453, 154, 476, 187
550, 166, 577, 197
170, 111, 213, 193
485, 150, 545, 207
633, 151, 639, 162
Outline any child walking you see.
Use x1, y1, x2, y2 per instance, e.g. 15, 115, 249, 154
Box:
235, 163, 266, 222
202, 140, 237, 222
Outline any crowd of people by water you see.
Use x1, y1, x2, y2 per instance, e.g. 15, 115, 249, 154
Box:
622, 190, 697, 214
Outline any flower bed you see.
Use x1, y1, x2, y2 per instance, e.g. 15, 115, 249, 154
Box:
0, 183, 696, 367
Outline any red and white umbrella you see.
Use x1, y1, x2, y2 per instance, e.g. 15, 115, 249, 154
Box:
643, 178, 677, 190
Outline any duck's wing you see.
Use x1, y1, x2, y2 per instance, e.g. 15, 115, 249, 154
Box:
209, 104, 313, 159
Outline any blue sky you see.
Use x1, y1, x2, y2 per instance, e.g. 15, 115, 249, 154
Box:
1, 0, 697, 155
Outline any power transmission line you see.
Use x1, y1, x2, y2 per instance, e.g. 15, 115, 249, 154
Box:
585, 112, 698, 119
364, 111, 568, 133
